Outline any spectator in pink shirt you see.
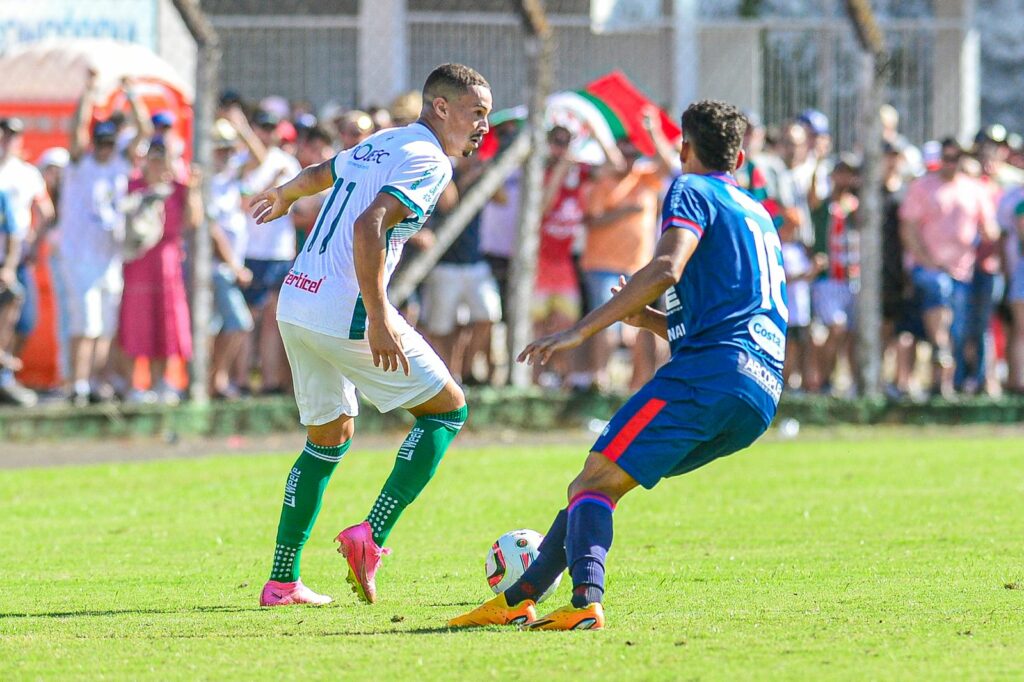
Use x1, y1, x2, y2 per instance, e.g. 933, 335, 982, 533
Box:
899, 138, 999, 398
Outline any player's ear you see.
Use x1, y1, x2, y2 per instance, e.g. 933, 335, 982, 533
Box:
432, 96, 449, 121
734, 148, 745, 171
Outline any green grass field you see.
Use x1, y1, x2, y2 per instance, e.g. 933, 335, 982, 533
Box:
2, 430, 1022, 680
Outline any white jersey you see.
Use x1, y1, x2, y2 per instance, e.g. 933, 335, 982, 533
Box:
276, 122, 453, 339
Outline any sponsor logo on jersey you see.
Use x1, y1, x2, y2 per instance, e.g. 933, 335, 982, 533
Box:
410, 166, 437, 190
667, 321, 687, 343
665, 287, 682, 313
748, 314, 786, 362
352, 143, 391, 164
738, 352, 783, 403
284, 269, 326, 294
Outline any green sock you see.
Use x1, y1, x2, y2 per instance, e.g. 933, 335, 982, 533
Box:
367, 405, 468, 546
269, 439, 350, 582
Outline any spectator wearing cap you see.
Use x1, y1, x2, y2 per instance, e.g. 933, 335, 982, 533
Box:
796, 109, 833, 234
899, 137, 999, 399
0, 117, 55, 405
60, 69, 152, 406
118, 138, 202, 404
206, 120, 254, 399
150, 110, 188, 180
224, 106, 301, 395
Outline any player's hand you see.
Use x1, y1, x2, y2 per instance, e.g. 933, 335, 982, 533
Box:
517, 327, 585, 366
368, 318, 410, 375
250, 187, 293, 225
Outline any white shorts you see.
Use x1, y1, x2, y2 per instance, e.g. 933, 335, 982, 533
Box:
421, 261, 502, 336
278, 318, 452, 425
812, 279, 857, 328
61, 260, 123, 338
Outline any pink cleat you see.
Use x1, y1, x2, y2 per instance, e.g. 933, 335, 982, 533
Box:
336, 521, 391, 604
259, 579, 333, 607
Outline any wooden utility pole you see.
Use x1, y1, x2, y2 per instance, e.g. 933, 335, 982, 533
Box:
845, 0, 887, 398
508, 0, 554, 387
171, 0, 220, 404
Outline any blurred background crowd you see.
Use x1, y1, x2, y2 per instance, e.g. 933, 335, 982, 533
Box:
2, 69, 1024, 411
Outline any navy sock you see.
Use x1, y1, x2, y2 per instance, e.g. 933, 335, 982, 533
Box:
565, 490, 615, 608
504, 508, 568, 605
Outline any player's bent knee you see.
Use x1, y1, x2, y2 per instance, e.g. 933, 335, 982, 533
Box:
307, 415, 355, 447
566, 451, 638, 504
409, 380, 465, 417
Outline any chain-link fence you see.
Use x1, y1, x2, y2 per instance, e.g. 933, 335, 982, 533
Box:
204, 2, 956, 147
759, 19, 935, 151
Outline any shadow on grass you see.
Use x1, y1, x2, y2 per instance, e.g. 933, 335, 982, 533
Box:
317, 625, 519, 637
0, 605, 253, 620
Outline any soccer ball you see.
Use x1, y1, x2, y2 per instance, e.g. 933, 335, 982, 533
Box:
484, 529, 561, 603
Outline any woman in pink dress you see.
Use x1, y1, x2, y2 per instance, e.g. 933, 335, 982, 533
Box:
118, 138, 201, 403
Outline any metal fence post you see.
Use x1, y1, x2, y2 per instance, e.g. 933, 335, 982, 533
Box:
171, 0, 219, 405
507, 0, 554, 388
846, 0, 887, 398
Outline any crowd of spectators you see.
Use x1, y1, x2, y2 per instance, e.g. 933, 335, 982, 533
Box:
2, 75, 1024, 409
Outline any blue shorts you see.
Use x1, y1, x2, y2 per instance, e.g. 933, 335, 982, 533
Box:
592, 376, 770, 489
243, 258, 292, 307
212, 264, 255, 334
14, 263, 37, 336
911, 266, 970, 312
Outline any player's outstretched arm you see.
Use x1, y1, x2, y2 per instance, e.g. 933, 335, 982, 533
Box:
518, 229, 696, 365
610, 275, 668, 339
250, 159, 334, 225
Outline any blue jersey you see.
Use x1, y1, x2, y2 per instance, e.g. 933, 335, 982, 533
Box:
658, 172, 788, 422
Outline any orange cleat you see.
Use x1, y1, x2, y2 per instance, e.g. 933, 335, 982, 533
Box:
447, 593, 538, 628
528, 602, 605, 630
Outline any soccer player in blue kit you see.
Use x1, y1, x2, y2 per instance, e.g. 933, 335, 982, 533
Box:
450, 100, 788, 630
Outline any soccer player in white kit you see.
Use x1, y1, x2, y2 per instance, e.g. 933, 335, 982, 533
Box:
251, 64, 492, 607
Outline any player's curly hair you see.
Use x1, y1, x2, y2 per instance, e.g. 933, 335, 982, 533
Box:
680, 100, 748, 172
422, 63, 490, 101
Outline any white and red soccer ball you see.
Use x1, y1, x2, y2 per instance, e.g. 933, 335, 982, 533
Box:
484, 529, 561, 603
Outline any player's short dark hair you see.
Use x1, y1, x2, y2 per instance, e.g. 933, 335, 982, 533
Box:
422, 63, 490, 102
680, 100, 748, 172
